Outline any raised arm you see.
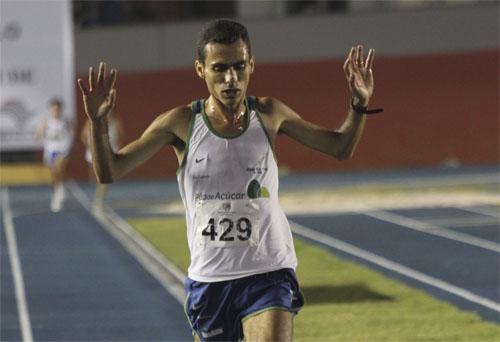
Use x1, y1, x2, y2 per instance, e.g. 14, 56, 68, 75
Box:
80, 120, 90, 147
77, 62, 184, 183
114, 117, 125, 148
277, 45, 378, 160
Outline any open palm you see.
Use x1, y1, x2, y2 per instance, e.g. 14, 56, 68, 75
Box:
343, 45, 374, 106
77, 62, 117, 120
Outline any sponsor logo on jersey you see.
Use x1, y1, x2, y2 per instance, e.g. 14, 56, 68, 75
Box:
247, 179, 269, 198
246, 166, 268, 174
194, 192, 246, 201
193, 180, 269, 201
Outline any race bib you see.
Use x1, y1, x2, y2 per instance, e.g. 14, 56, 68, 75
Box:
195, 199, 260, 248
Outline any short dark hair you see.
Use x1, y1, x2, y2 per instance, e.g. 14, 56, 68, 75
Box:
197, 19, 251, 63
50, 98, 62, 107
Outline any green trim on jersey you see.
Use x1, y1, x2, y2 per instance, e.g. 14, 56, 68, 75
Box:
176, 101, 198, 176
201, 98, 251, 139
251, 98, 277, 162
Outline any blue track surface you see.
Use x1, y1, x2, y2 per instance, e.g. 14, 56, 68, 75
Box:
1, 219, 22, 341
291, 206, 499, 322
1, 186, 191, 341
2, 165, 499, 339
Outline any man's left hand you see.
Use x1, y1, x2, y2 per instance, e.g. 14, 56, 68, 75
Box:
343, 45, 374, 107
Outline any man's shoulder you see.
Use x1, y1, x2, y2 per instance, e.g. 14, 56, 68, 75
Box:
147, 104, 193, 134
156, 104, 192, 123
169, 104, 193, 118
253, 96, 287, 117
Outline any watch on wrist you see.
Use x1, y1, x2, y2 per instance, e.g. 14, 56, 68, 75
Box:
351, 98, 384, 115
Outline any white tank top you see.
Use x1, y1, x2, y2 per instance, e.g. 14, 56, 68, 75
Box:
177, 97, 297, 282
43, 115, 73, 152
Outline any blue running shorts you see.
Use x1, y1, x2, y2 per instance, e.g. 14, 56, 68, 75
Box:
184, 268, 304, 341
43, 149, 68, 166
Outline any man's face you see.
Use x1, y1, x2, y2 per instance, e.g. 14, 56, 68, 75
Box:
196, 39, 254, 110
50, 103, 61, 119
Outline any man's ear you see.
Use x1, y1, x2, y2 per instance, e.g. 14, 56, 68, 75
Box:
195, 60, 205, 79
249, 57, 255, 74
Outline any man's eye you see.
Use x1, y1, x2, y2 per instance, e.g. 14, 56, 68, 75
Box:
213, 66, 226, 72
234, 63, 246, 70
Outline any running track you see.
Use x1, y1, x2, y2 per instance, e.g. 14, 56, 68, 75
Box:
2, 166, 499, 340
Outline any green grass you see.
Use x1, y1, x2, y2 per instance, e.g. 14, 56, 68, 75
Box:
130, 217, 191, 271
129, 217, 500, 341
283, 182, 498, 197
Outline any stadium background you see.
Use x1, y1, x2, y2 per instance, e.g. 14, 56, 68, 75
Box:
62, 1, 498, 180
2, 2, 499, 340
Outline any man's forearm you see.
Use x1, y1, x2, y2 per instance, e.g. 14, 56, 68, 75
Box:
335, 108, 366, 160
90, 119, 116, 183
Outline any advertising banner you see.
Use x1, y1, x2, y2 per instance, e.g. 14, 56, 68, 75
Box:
0, 0, 74, 151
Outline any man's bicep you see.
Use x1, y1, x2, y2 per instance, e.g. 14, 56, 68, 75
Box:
113, 118, 177, 177
272, 98, 331, 141
279, 113, 342, 155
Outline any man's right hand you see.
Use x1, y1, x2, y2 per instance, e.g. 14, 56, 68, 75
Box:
77, 62, 117, 121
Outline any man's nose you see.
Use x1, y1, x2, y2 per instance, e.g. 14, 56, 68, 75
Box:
224, 67, 237, 83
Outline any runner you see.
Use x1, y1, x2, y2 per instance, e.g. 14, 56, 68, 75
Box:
77, 18, 381, 341
37, 98, 74, 212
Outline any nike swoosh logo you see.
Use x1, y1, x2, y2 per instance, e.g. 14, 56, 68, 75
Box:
195, 158, 206, 163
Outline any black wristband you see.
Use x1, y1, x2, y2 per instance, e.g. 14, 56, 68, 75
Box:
351, 98, 384, 115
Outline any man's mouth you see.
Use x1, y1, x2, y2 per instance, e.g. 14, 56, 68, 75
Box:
221, 88, 240, 98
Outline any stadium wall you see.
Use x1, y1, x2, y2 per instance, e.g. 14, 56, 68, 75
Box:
67, 3, 499, 180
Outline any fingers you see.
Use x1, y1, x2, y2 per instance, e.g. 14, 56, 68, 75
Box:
97, 62, 117, 91
346, 45, 375, 71
77, 78, 89, 96
356, 45, 363, 67
97, 62, 106, 86
343, 58, 349, 77
89, 66, 96, 91
343, 47, 355, 77
85, 62, 117, 92
350, 46, 360, 73
106, 68, 117, 90
365, 48, 375, 70
343, 48, 353, 76
108, 89, 117, 109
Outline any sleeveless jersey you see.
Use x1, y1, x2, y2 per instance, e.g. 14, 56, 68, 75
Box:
177, 97, 297, 282
43, 115, 73, 153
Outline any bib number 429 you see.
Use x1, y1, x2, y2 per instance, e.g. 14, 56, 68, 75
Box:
202, 217, 252, 242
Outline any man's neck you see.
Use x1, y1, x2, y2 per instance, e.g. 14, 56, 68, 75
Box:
206, 96, 246, 124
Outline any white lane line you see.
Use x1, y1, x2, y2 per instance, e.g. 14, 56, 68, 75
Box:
404, 173, 499, 187
1, 188, 34, 342
394, 173, 499, 187
422, 216, 499, 228
364, 210, 500, 253
457, 205, 500, 219
290, 221, 500, 313
328, 172, 500, 189
67, 181, 186, 304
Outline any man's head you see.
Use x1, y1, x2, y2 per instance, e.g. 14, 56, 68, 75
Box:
195, 19, 254, 111
197, 19, 251, 64
50, 98, 62, 118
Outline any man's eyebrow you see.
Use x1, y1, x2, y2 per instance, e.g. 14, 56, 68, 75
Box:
211, 62, 228, 68
210, 60, 246, 68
